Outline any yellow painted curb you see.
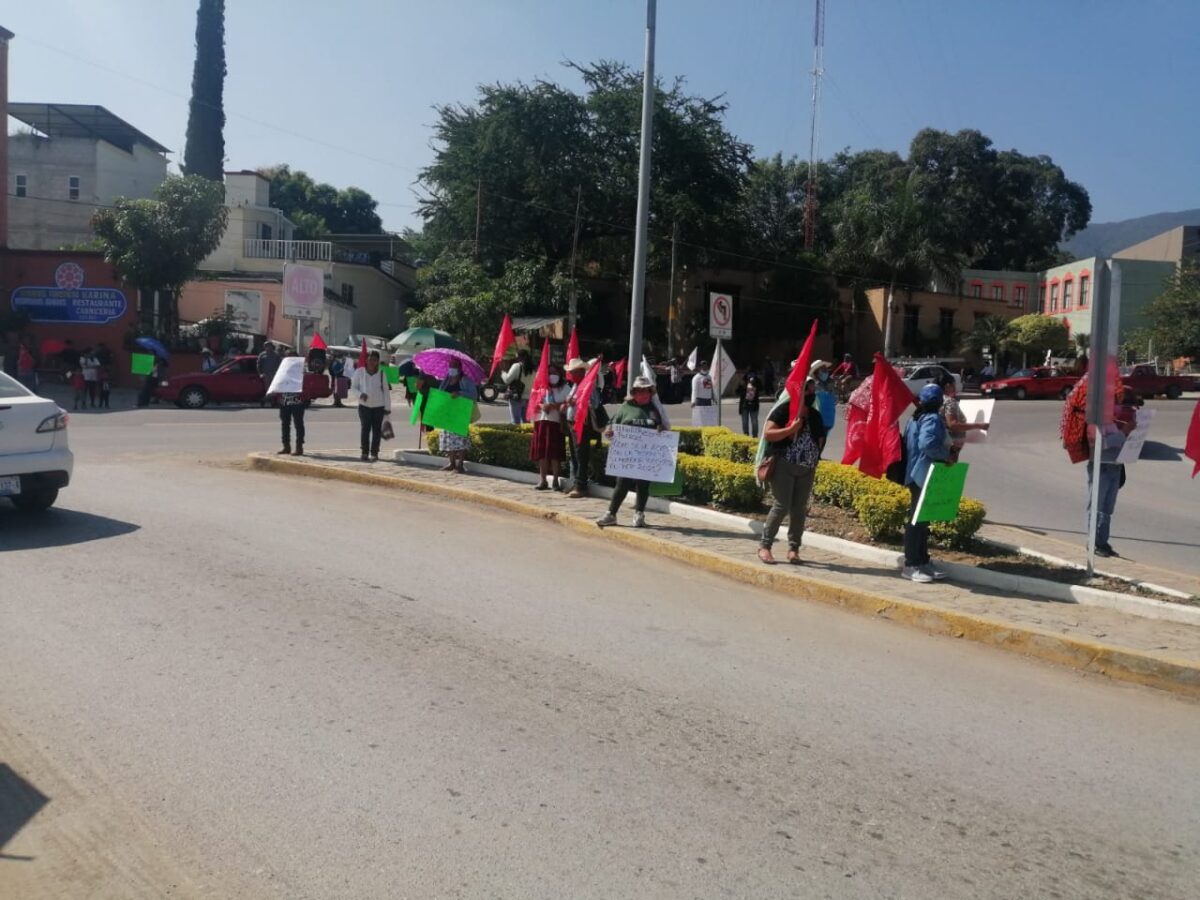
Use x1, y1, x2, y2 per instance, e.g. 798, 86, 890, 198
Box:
247, 454, 1200, 699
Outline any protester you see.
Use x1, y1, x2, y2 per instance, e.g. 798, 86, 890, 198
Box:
502, 349, 532, 424
809, 359, 837, 428
98, 364, 112, 409
257, 343, 281, 407
595, 375, 664, 529
832, 353, 857, 383
901, 384, 952, 584
275, 370, 307, 456
17, 341, 38, 392
756, 377, 826, 565
668, 357, 683, 404
565, 358, 605, 498
69, 367, 86, 410
437, 361, 478, 472
80, 347, 100, 408
351, 349, 392, 462
736, 372, 762, 437
330, 354, 349, 407
690, 359, 714, 424
200, 348, 218, 373
530, 363, 571, 491
938, 372, 988, 453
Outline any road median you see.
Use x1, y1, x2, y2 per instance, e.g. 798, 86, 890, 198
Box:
247, 452, 1200, 699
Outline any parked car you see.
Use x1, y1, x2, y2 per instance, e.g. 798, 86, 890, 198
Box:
1120, 364, 1200, 399
156, 355, 332, 409
0, 372, 73, 512
901, 364, 962, 396
981, 367, 1081, 400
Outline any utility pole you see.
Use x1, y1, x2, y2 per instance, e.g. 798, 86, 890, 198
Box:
474, 177, 482, 260
803, 0, 826, 250
626, 0, 656, 389
667, 220, 678, 359
568, 185, 582, 335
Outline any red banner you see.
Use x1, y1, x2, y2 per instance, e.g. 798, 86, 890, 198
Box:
573, 358, 603, 444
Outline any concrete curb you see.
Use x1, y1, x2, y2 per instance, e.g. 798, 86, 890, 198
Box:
395, 450, 1200, 627
248, 453, 1200, 699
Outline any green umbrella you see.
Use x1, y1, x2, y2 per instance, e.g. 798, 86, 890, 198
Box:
386, 327, 461, 353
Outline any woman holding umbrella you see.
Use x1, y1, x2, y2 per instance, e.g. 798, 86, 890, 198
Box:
437, 362, 478, 473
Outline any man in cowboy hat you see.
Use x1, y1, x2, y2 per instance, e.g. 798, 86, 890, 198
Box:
564, 357, 608, 498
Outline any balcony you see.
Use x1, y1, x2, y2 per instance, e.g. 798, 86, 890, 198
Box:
243, 239, 332, 262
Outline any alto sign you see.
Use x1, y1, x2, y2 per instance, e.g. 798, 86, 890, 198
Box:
282, 263, 324, 320
10, 261, 128, 324
708, 292, 733, 339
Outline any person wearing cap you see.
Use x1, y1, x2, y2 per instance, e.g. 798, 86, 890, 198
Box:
564, 357, 605, 498
756, 376, 826, 565
901, 383, 952, 583
596, 375, 664, 529
530, 362, 571, 490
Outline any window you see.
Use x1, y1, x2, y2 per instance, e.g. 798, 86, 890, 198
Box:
1050, 283, 1059, 312
14, 174, 27, 198
969, 282, 983, 299
341, 283, 355, 304
1014, 285, 1027, 308
903, 305, 920, 347
1062, 278, 1073, 310
68, 175, 80, 201
1078, 275, 1089, 308
260, 223, 272, 241
991, 284, 1004, 301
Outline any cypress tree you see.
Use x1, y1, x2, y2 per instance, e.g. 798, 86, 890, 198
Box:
182, 0, 226, 180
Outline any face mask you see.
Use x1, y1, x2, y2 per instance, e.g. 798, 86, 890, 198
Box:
818, 371, 829, 382
448, 367, 460, 377
700, 368, 710, 376
549, 374, 561, 385
633, 392, 651, 404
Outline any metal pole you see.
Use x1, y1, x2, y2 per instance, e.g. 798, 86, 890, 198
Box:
625, 0, 656, 389
568, 185, 582, 335
667, 220, 678, 360
715, 338, 723, 427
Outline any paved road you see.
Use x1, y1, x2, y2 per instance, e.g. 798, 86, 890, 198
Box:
53, 386, 1200, 575
2, 450, 1198, 898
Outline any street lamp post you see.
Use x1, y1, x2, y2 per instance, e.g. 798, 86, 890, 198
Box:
625, 0, 656, 391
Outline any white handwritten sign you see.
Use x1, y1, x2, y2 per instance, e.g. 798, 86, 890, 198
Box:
1116, 408, 1154, 464
957, 398, 995, 444
605, 425, 680, 483
266, 356, 306, 395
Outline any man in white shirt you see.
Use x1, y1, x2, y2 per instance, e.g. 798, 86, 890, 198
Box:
350, 350, 392, 462
691, 360, 715, 425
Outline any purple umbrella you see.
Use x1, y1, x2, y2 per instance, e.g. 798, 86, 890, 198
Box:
412, 348, 486, 384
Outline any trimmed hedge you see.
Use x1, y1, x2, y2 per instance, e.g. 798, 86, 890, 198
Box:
425, 424, 986, 545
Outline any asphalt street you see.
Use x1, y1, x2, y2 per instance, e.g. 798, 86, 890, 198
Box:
1, 418, 1199, 897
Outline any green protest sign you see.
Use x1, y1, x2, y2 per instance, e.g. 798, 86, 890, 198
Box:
382, 365, 400, 385
405, 376, 418, 394
913, 462, 969, 524
422, 388, 474, 436
410, 390, 424, 426
648, 465, 684, 497
131, 352, 155, 376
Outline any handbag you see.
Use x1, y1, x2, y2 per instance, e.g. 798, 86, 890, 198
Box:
381, 417, 395, 441
756, 453, 777, 483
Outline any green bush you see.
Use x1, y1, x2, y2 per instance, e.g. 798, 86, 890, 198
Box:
699, 427, 759, 463
851, 480, 911, 541
672, 427, 706, 455
678, 455, 763, 511
930, 498, 987, 549
813, 461, 877, 509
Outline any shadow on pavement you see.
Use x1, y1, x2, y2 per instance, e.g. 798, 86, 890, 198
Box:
0, 763, 48, 860
1138, 440, 1182, 461
0, 507, 140, 549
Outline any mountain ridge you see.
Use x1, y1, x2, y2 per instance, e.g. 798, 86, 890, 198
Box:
1062, 208, 1200, 260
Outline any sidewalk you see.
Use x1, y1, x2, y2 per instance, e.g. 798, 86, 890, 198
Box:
247, 450, 1200, 698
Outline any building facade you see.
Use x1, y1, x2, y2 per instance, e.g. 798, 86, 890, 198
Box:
6, 103, 168, 250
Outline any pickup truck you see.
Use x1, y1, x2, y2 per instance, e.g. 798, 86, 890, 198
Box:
157, 355, 332, 409
1120, 365, 1200, 399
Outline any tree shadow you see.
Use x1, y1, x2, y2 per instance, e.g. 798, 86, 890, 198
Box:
0, 763, 49, 860
0, 508, 140, 550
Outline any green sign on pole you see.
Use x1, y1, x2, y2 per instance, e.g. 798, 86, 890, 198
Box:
421, 388, 474, 437
410, 390, 424, 426
131, 352, 155, 376
405, 376, 419, 394
913, 462, 969, 524
382, 364, 400, 385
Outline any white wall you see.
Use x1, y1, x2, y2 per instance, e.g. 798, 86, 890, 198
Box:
94, 141, 166, 205
7, 133, 96, 249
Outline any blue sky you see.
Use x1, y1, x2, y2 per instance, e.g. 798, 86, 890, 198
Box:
6, 1, 1199, 233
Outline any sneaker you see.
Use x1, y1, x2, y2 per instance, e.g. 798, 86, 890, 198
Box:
920, 563, 947, 581
1094, 544, 1115, 558
595, 513, 617, 528
361, 454, 370, 462
902, 566, 935, 584
632, 511, 646, 528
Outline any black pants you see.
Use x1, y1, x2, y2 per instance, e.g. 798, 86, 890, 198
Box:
903, 483, 929, 567
99, 388, 110, 409
359, 405, 386, 456
280, 405, 305, 448
137, 376, 155, 407
85, 380, 98, 406
570, 425, 601, 489
609, 478, 650, 515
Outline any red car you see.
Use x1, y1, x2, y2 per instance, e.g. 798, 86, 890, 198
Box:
981, 367, 1081, 400
157, 355, 332, 409
1120, 365, 1200, 399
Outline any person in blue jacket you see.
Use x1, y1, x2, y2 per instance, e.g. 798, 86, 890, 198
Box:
902, 383, 952, 584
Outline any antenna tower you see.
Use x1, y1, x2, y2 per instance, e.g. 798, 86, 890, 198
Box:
803, 0, 826, 250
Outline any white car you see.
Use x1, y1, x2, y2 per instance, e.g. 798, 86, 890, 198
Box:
0, 372, 73, 512
901, 364, 962, 397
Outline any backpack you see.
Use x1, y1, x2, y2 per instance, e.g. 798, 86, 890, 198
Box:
1060, 383, 1089, 464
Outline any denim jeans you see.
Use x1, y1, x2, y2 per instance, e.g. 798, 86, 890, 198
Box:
508, 397, 527, 424
761, 461, 815, 550
903, 483, 930, 567
1086, 462, 1122, 547
740, 408, 759, 438
280, 405, 306, 447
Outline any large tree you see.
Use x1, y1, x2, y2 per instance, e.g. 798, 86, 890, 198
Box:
182, 0, 226, 180
92, 176, 228, 337
1004, 314, 1071, 364
1136, 264, 1200, 361
258, 165, 384, 239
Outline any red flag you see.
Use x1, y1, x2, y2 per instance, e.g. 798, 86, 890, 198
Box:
841, 403, 868, 466
785, 320, 820, 422
612, 358, 627, 391
858, 353, 916, 478
357, 337, 368, 369
309, 332, 327, 351
573, 357, 603, 444
525, 338, 551, 422
566, 327, 580, 365
1186, 399, 1200, 478
488, 314, 516, 380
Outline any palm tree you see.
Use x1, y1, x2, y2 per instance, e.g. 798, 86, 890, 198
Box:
961, 315, 1013, 358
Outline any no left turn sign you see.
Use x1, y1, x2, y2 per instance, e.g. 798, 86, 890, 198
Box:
709, 292, 733, 339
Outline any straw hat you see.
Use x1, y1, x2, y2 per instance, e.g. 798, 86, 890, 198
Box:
565, 357, 588, 373
631, 375, 655, 391
808, 359, 831, 375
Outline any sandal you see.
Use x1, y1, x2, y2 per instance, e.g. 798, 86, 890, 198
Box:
757, 547, 776, 565
787, 549, 801, 565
